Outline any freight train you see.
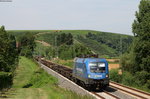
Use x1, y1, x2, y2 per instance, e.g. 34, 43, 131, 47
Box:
72, 56, 109, 90
35, 55, 109, 90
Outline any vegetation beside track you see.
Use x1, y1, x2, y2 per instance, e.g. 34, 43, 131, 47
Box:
118, 0, 150, 93
4, 57, 93, 99
110, 69, 150, 93
0, 26, 19, 92
52, 59, 74, 68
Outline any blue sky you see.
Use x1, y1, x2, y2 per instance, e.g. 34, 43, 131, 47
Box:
0, 0, 140, 35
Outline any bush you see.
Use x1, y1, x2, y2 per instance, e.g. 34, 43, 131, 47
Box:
19, 33, 36, 58
109, 69, 122, 83
0, 72, 13, 90
145, 80, 150, 89
109, 70, 150, 92
121, 71, 135, 86
134, 71, 150, 86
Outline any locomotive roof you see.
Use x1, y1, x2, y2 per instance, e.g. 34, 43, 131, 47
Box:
74, 58, 107, 63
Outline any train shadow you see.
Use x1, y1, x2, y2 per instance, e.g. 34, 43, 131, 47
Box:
90, 86, 117, 93
104, 86, 117, 92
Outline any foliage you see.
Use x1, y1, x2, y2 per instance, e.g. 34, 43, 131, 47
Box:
36, 32, 58, 45
34, 42, 55, 59
53, 43, 91, 60
53, 59, 74, 68
131, 0, 150, 73
0, 26, 19, 90
121, 0, 150, 82
35, 30, 133, 58
56, 33, 73, 46
11, 56, 94, 99
19, 33, 36, 58
109, 69, 122, 83
36, 32, 73, 46
86, 32, 133, 56
121, 71, 135, 86
35, 34, 92, 60
120, 52, 135, 72
76, 35, 117, 57
110, 69, 150, 92
7, 30, 52, 40
0, 72, 13, 90
120, 0, 150, 92
0, 26, 19, 72
134, 71, 150, 86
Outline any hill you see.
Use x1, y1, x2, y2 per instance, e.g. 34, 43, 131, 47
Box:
34, 30, 133, 58
8, 30, 133, 58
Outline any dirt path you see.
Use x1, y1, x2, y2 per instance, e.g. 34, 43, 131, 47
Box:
35, 40, 51, 47
35, 32, 50, 36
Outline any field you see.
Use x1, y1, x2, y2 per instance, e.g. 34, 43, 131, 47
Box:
1, 57, 93, 99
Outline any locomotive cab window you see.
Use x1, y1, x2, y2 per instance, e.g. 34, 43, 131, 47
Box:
89, 62, 105, 73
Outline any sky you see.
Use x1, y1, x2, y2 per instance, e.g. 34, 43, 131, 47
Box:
0, 0, 141, 35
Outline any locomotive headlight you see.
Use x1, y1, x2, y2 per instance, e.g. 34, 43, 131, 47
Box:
88, 74, 91, 78
106, 74, 109, 77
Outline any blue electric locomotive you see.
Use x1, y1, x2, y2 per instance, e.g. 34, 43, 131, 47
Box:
72, 57, 109, 89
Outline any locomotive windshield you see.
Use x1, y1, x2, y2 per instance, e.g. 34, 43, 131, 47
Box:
89, 62, 105, 73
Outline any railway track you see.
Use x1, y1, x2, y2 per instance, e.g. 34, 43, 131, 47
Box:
92, 90, 120, 99
36, 57, 150, 99
110, 81, 150, 99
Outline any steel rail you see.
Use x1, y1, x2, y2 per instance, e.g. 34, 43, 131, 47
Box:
102, 90, 120, 99
110, 81, 150, 96
110, 85, 147, 99
91, 92, 105, 99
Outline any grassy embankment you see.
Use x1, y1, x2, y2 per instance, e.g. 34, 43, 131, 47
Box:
5, 57, 93, 99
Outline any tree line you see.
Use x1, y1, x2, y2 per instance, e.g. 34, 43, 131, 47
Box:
86, 32, 133, 56
111, 0, 150, 92
34, 33, 92, 60
0, 26, 19, 90
0, 26, 36, 91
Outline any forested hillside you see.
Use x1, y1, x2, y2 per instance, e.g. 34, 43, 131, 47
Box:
34, 30, 133, 58
7, 30, 133, 59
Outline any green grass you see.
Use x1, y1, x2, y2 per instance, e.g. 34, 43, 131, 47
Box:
34, 42, 51, 57
5, 57, 93, 99
53, 59, 74, 68
12, 57, 37, 88
36, 33, 56, 45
